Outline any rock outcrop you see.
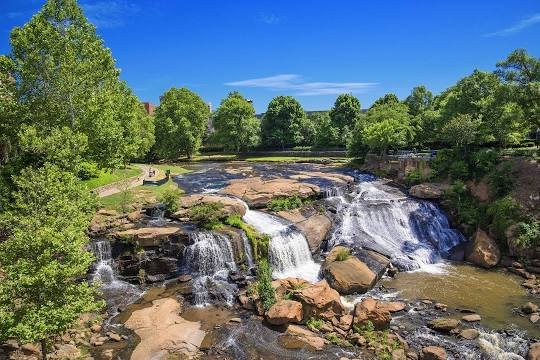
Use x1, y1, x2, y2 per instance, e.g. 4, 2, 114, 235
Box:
277, 207, 332, 253
409, 183, 446, 199
322, 246, 377, 294
114, 225, 185, 247
421, 346, 447, 360
266, 300, 303, 325
172, 194, 247, 220
278, 324, 325, 351
124, 298, 206, 360
295, 279, 346, 320
465, 229, 501, 268
353, 297, 391, 330
219, 177, 320, 208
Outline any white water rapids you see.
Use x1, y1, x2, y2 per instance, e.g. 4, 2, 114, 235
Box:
243, 209, 321, 283
327, 178, 465, 271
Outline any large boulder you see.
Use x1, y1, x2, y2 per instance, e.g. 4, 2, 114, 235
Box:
124, 298, 206, 360
409, 183, 446, 199
172, 194, 247, 220
266, 300, 303, 325
277, 208, 332, 253
114, 225, 186, 247
278, 324, 325, 351
465, 229, 501, 268
355, 249, 391, 280
529, 343, 540, 360
271, 278, 310, 300
353, 297, 391, 330
322, 246, 377, 294
219, 177, 320, 208
428, 318, 459, 332
421, 346, 447, 360
296, 280, 346, 320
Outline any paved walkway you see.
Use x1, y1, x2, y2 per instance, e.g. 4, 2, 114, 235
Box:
95, 165, 155, 198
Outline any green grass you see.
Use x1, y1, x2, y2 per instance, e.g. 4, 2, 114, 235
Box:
99, 179, 183, 211
81, 166, 142, 190
335, 248, 351, 261
244, 156, 349, 163
141, 163, 191, 176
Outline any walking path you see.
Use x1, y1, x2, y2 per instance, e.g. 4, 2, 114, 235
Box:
95, 165, 163, 198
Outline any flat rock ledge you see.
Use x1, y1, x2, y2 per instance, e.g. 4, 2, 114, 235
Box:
124, 297, 205, 360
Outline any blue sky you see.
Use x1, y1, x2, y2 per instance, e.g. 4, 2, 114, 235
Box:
1, 1, 539, 113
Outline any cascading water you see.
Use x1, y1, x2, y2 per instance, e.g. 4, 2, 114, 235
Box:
183, 232, 238, 306
90, 240, 142, 314
243, 209, 320, 283
327, 178, 465, 271
240, 232, 255, 269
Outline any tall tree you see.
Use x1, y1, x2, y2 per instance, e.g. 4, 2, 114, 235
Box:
0, 164, 101, 359
440, 114, 481, 153
370, 93, 400, 109
329, 94, 361, 137
154, 87, 210, 159
212, 92, 260, 152
496, 49, 540, 129
0, 55, 17, 165
261, 96, 307, 149
404, 85, 433, 117
9, 0, 151, 168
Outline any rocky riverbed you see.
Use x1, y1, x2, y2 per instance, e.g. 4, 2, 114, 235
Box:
5, 161, 539, 360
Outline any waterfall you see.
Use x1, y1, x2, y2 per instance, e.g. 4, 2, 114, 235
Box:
90, 240, 142, 314
183, 232, 238, 306
243, 209, 321, 283
328, 179, 465, 271
240, 232, 255, 269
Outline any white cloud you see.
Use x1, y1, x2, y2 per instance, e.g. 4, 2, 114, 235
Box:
225, 74, 377, 96
81, 1, 140, 29
257, 13, 282, 25
484, 13, 540, 37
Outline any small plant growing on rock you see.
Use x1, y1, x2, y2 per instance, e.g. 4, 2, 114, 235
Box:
159, 187, 181, 213
335, 248, 351, 261
189, 203, 225, 229
225, 215, 270, 261
306, 317, 324, 331
257, 259, 276, 311
267, 195, 311, 212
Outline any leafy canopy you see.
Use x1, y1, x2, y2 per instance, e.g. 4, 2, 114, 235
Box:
0, 164, 101, 345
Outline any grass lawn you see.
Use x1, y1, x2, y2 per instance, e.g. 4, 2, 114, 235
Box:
244, 156, 349, 163
99, 179, 183, 211
144, 163, 191, 176
82, 166, 142, 190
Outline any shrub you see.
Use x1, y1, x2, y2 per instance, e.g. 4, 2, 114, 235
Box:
225, 215, 270, 261
471, 149, 499, 179
431, 149, 458, 179
448, 160, 469, 180
404, 169, 423, 186
159, 187, 181, 213
442, 181, 479, 230
267, 196, 310, 212
488, 163, 514, 197
189, 203, 226, 229
76, 161, 99, 180
486, 196, 521, 244
515, 221, 540, 248
256, 259, 276, 311
306, 317, 324, 331
353, 321, 400, 360
335, 248, 351, 261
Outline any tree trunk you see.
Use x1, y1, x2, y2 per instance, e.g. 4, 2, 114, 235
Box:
41, 339, 47, 360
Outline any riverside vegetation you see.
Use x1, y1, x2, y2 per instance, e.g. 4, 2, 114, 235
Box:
0, 0, 539, 359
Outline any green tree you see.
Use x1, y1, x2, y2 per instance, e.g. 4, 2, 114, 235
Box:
154, 87, 210, 159
261, 96, 307, 149
363, 119, 414, 155
212, 92, 260, 152
329, 94, 361, 137
9, 0, 151, 168
370, 93, 400, 109
349, 101, 412, 156
0, 55, 17, 165
440, 114, 481, 153
312, 112, 340, 148
0, 164, 101, 359
404, 85, 433, 117
496, 49, 540, 129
